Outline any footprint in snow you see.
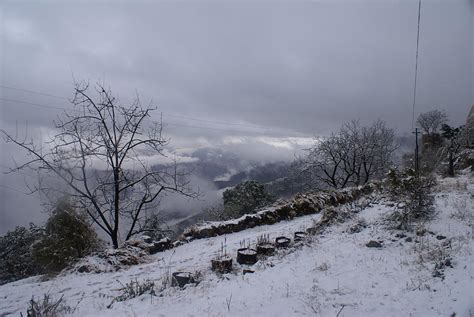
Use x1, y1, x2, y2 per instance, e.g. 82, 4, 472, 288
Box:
87, 281, 102, 286
58, 287, 72, 292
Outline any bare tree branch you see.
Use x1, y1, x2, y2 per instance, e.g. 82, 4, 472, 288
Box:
416, 110, 448, 134
302, 120, 397, 189
1, 81, 196, 248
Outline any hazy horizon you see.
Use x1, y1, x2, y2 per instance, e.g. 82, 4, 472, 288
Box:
1, 0, 472, 234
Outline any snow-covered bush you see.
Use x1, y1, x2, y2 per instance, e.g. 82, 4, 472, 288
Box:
348, 217, 368, 233
386, 168, 436, 230
221, 181, 274, 220
32, 201, 101, 274
73, 244, 150, 274
0, 224, 44, 285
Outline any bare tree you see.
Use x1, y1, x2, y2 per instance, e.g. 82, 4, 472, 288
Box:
357, 120, 397, 183
302, 120, 397, 189
302, 133, 351, 189
1, 81, 196, 248
416, 110, 448, 134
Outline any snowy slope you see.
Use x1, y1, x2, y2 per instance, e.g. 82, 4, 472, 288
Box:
1, 176, 472, 317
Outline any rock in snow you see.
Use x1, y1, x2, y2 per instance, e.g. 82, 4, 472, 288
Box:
365, 240, 383, 248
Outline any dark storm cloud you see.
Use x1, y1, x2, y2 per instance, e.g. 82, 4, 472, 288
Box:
0, 0, 472, 233
1, 0, 471, 133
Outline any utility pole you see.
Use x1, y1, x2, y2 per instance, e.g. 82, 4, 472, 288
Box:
413, 128, 420, 174
411, 0, 422, 176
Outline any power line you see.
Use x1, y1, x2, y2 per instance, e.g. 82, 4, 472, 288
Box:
0, 84, 69, 100
411, 0, 422, 130
0, 184, 25, 194
0, 84, 292, 133
0, 96, 308, 137
0, 97, 67, 111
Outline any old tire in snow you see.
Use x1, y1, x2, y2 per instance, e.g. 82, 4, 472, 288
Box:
172, 272, 194, 288
275, 236, 291, 248
294, 231, 308, 242
256, 243, 275, 256
237, 248, 258, 265
211, 256, 233, 273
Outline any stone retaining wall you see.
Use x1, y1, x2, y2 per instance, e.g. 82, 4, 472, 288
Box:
182, 182, 380, 241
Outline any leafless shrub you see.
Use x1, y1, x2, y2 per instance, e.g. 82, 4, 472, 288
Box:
156, 250, 176, 291
302, 283, 325, 315
25, 294, 73, 317
436, 177, 470, 192
256, 234, 271, 246
107, 278, 155, 308
225, 293, 232, 312
448, 196, 472, 223
406, 275, 431, 291
239, 239, 251, 249
348, 217, 367, 234
315, 261, 330, 272
216, 237, 229, 258
412, 235, 467, 280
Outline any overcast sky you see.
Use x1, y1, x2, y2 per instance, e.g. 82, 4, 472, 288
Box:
0, 0, 472, 233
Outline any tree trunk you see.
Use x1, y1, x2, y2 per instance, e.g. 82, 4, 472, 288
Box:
448, 152, 455, 177
111, 231, 119, 249
113, 166, 120, 249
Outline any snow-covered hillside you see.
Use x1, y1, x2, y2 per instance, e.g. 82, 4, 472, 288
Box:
1, 175, 472, 317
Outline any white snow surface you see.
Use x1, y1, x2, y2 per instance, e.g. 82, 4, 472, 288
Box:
1, 176, 473, 316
